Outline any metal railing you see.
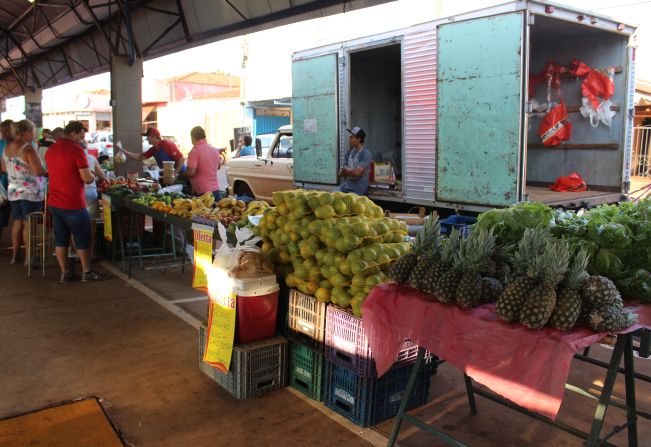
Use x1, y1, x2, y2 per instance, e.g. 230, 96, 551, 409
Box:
632, 126, 651, 177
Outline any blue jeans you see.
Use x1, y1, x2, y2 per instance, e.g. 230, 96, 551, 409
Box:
49, 206, 91, 249
10, 199, 43, 221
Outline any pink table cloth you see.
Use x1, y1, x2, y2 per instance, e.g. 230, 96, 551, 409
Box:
361, 283, 651, 420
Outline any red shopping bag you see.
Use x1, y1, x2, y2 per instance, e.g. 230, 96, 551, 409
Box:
538, 101, 572, 147
550, 172, 587, 192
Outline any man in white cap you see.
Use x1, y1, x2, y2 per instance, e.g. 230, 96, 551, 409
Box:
337, 126, 372, 195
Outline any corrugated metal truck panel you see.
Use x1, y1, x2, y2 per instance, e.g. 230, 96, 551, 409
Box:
403, 28, 437, 201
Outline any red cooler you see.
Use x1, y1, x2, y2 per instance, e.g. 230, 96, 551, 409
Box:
234, 275, 279, 344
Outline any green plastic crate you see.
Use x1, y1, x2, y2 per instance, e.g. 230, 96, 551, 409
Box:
289, 338, 324, 401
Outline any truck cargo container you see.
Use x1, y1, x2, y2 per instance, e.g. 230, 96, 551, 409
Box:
291, 1, 637, 211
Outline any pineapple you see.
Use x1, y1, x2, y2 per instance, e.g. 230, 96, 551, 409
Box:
388, 216, 438, 284
495, 228, 550, 322
432, 229, 463, 303
549, 249, 590, 331
481, 277, 504, 303
582, 275, 620, 305
519, 239, 571, 329
455, 228, 497, 308
421, 229, 462, 295
408, 218, 442, 290
588, 305, 637, 332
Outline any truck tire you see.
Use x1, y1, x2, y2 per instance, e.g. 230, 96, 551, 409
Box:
235, 183, 254, 199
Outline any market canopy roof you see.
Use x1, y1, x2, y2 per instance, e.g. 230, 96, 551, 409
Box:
0, 0, 389, 100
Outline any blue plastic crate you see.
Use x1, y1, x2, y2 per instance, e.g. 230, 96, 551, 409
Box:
439, 215, 477, 236
323, 360, 434, 427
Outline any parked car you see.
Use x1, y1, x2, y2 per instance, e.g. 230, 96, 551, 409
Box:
255, 133, 276, 158
88, 132, 114, 157
225, 125, 293, 201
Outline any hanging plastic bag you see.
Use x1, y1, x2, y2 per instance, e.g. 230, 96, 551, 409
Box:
538, 101, 572, 146
581, 67, 615, 109
580, 98, 616, 128
550, 172, 587, 192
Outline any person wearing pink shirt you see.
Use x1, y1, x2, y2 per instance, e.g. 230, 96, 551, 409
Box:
184, 126, 221, 199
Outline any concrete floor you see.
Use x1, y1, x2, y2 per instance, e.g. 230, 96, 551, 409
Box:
1, 232, 650, 446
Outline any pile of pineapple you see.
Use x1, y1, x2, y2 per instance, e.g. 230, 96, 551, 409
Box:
495, 227, 636, 332
254, 190, 410, 317
389, 220, 636, 333
388, 217, 507, 308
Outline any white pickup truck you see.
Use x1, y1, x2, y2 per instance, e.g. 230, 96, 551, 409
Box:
225, 125, 294, 201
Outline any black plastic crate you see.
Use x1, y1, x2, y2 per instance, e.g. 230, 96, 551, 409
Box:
199, 325, 288, 399
289, 339, 325, 401
325, 305, 420, 377
323, 359, 434, 427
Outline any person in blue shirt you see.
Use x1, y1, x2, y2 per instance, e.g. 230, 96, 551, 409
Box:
336, 127, 373, 195
0, 119, 14, 241
236, 135, 256, 157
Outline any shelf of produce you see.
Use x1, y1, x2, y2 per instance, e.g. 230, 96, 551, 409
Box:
362, 283, 651, 446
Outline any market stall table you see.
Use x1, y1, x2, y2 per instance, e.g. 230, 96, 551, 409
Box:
108, 196, 234, 281
361, 283, 651, 446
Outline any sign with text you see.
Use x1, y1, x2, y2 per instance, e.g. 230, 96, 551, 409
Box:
203, 283, 236, 373
192, 223, 213, 290
102, 194, 112, 242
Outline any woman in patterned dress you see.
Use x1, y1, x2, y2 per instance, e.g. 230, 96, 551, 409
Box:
1, 119, 46, 264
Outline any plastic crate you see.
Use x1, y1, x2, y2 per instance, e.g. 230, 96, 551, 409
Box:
324, 306, 420, 377
323, 360, 433, 427
288, 289, 327, 345
289, 339, 325, 401
276, 280, 291, 336
199, 325, 288, 399
439, 215, 477, 237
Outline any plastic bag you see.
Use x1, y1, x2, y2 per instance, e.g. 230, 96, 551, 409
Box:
550, 172, 587, 192
580, 98, 616, 128
538, 101, 572, 146
581, 67, 615, 109
213, 222, 270, 278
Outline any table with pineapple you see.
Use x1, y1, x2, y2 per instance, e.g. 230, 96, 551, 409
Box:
361, 282, 650, 446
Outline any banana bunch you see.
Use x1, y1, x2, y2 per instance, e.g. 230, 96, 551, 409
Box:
169, 198, 194, 218
217, 197, 246, 216
243, 200, 269, 217
198, 191, 215, 208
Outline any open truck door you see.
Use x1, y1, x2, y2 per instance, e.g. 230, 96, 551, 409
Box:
292, 54, 339, 185
436, 12, 525, 207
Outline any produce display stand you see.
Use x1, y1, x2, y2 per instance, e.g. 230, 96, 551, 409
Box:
360, 283, 651, 447
109, 195, 237, 281
120, 198, 188, 280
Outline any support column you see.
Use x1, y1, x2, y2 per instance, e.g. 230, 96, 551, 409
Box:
24, 88, 43, 128
111, 55, 143, 176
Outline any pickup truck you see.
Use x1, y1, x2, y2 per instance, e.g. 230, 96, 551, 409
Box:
225, 125, 294, 201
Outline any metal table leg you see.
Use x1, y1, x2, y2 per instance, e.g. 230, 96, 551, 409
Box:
387, 348, 467, 447
624, 334, 638, 447
464, 374, 477, 415
587, 334, 627, 446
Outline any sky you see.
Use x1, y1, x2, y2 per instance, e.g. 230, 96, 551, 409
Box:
4, 0, 651, 116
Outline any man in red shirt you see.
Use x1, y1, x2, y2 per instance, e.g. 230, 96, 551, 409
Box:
46, 121, 103, 282
122, 127, 185, 175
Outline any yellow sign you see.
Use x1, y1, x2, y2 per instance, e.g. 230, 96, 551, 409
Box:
192, 223, 214, 290
203, 284, 237, 373
102, 194, 112, 242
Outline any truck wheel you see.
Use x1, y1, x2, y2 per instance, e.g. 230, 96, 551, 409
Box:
235, 183, 254, 199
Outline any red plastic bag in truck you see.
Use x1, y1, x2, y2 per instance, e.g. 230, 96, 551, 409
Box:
550, 172, 587, 192
538, 101, 572, 147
